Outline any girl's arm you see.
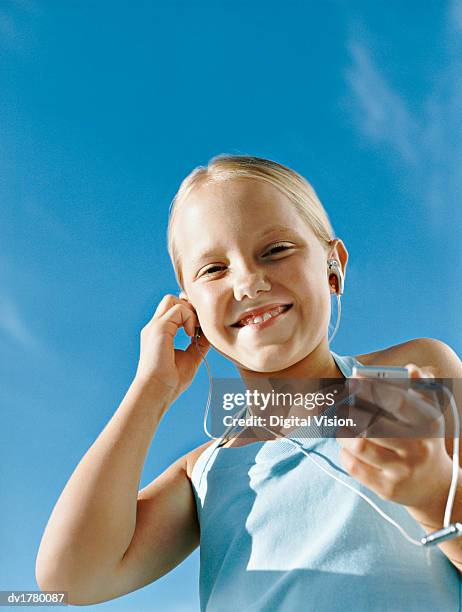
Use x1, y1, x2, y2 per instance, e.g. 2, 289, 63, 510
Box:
35, 294, 211, 605
35, 380, 200, 605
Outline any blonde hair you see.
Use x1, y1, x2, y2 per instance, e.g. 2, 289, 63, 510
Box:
167, 154, 336, 290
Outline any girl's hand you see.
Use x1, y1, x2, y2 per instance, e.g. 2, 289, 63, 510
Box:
336, 363, 453, 511
134, 294, 211, 402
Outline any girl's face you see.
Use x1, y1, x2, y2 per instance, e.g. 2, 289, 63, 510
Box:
175, 178, 346, 373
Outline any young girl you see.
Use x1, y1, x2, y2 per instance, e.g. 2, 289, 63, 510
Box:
36, 155, 462, 610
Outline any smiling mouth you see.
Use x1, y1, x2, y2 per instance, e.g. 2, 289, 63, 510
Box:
231, 304, 293, 328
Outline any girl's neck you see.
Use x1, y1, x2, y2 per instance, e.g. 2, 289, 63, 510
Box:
237, 339, 344, 384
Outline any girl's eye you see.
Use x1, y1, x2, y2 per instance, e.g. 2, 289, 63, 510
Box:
265, 243, 292, 256
203, 265, 224, 275
200, 244, 292, 276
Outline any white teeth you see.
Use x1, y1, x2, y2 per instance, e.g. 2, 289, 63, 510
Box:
240, 305, 287, 326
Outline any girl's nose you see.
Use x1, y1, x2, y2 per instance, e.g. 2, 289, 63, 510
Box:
233, 272, 272, 301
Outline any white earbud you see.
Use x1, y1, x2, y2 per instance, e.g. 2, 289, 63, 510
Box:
327, 259, 344, 295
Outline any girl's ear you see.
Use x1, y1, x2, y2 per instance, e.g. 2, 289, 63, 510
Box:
179, 291, 188, 301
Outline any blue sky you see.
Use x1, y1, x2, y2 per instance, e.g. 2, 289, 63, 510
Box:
1, 1, 461, 610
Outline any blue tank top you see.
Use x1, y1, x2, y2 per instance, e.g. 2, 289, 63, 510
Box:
191, 351, 462, 611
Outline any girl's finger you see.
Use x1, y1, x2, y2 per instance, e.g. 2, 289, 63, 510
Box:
337, 431, 401, 470
353, 378, 441, 425
339, 447, 383, 489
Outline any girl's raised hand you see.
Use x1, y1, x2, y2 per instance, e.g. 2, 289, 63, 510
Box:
134, 294, 210, 403
336, 363, 452, 511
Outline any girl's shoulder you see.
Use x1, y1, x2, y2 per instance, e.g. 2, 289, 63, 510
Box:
185, 439, 217, 480
355, 336, 460, 375
354, 338, 420, 367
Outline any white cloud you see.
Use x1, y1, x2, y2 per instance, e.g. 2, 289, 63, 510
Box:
344, 4, 462, 237
345, 40, 420, 165
0, 293, 42, 351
